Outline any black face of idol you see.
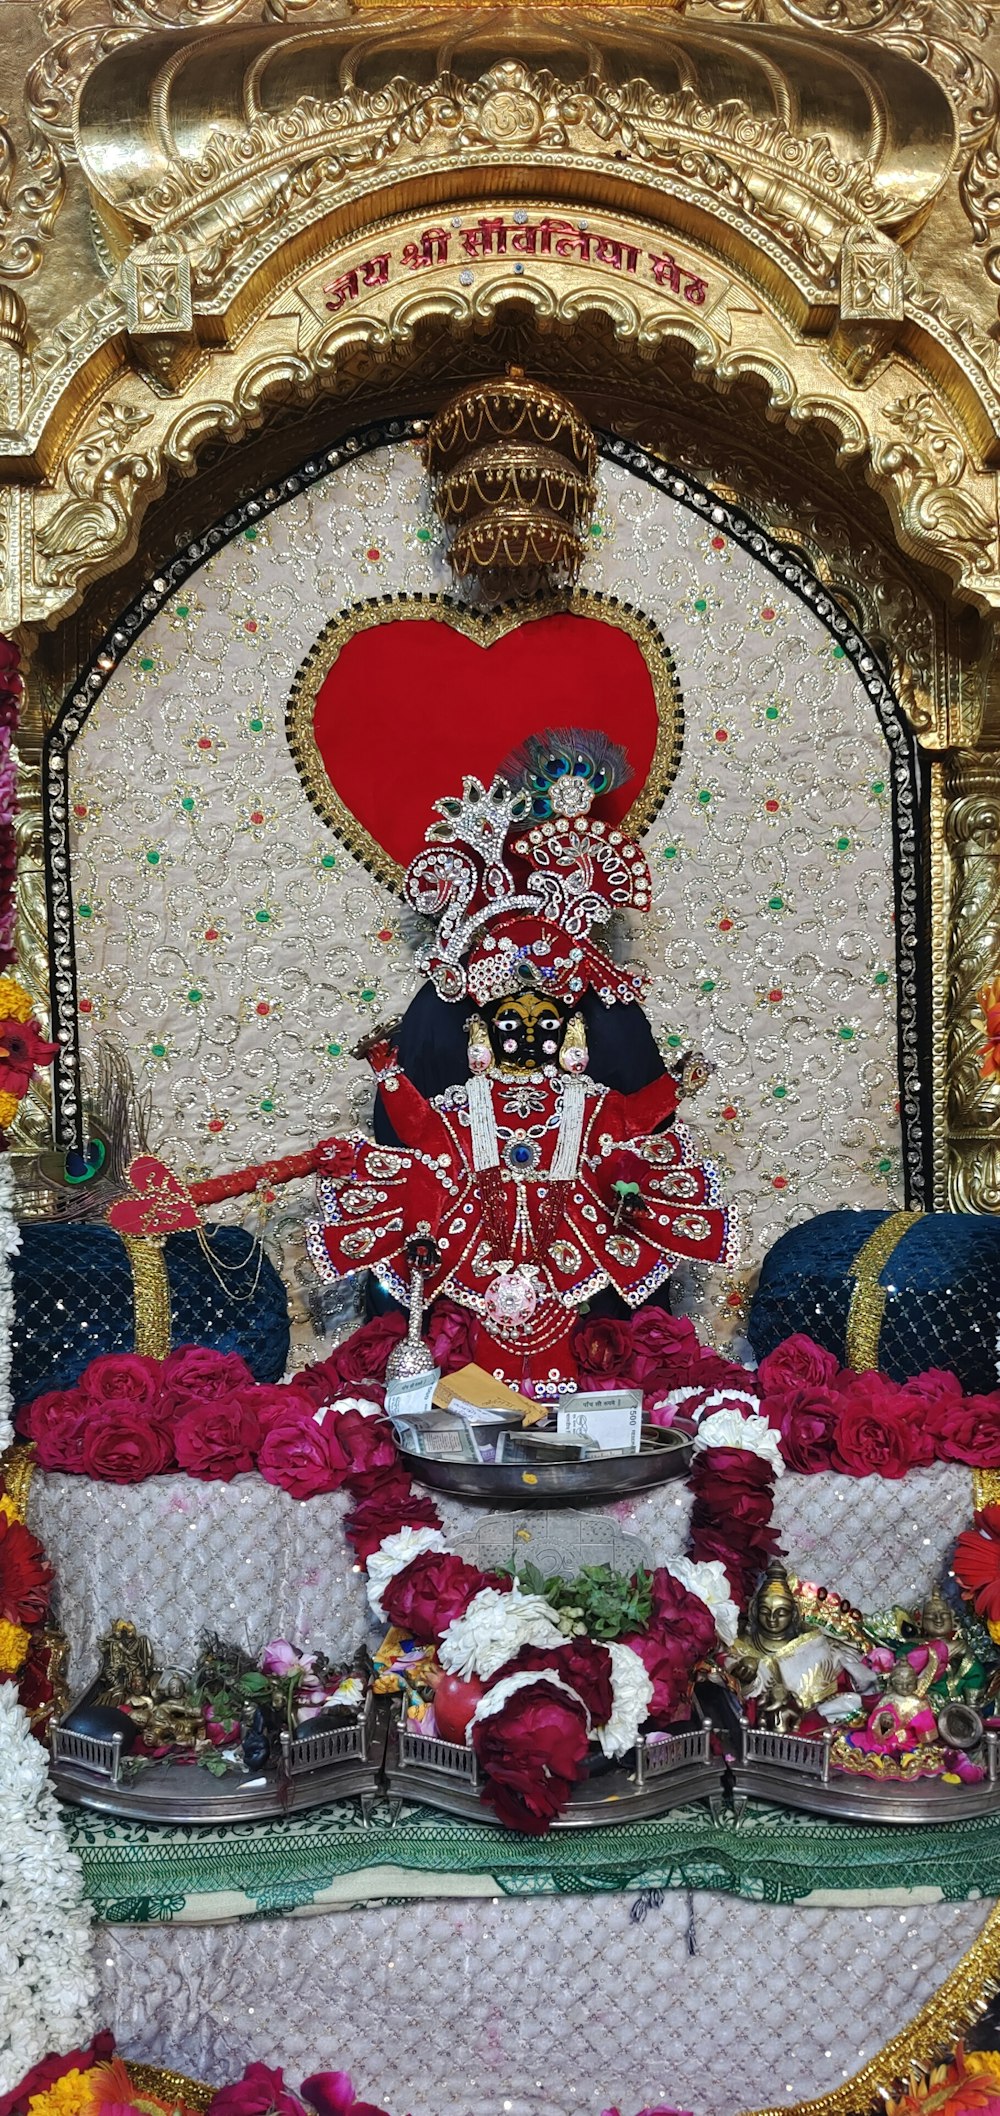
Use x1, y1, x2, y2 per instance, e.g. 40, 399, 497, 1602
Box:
484, 993, 568, 1073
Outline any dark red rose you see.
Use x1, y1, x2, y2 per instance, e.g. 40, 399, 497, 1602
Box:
173, 1393, 262, 1481
767, 1384, 840, 1472
690, 1351, 755, 1392
209, 2064, 308, 2116
932, 1392, 1000, 1467
78, 1353, 162, 1414
344, 1473, 441, 1564
158, 1344, 254, 1419
382, 1550, 491, 1642
693, 1446, 774, 1499
756, 1333, 839, 1397
569, 1315, 636, 1384
80, 1407, 174, 1483
833, 1375, 916, 1479
0, 2035, 115, 2116
629, 1310, 701, 1389
472, 1678, 590, 1833
258, 1411, 339, 1501
647, 1568, 718, 1664
426, 1298, 478, 1374
323, 1406, 398, 1488
486, 1637, 615, 1728
620, 1630, 695, 1727
900, 1368, 964, 1418
21, 1389, 91, 1470
0, 1512, 53, 1624
248, 1383, 316, 1435
332, 1315, 407, 1389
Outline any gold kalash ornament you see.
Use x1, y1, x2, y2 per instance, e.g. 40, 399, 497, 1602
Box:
423, 370, 598, 598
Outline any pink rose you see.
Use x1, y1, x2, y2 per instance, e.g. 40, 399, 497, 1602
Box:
209, 2065, 308, 2116
932, 1391, 1000, 1467
301, 2076, 390, 2116
248, 1383, 316, 1435
629, 1310, 701, 1389
173, 1393, 262, 1481
426, 1298, 477, 1374
20, 1388, 91, 1471
158, 1345, 254, 1421
258, 1412, 339, 1501
767, 1384, 840, 1473
81, 1407, 175, 1483
756, 1333, 840, 1396
323, 1407, 397, 1487
833, 1375, 916, 1479
331, 1315, 406, 1389
77, 1353, 162, 1414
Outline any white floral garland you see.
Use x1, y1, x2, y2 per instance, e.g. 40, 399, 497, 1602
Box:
0, 1157, 21, 1455
0, 1680, 97, 2094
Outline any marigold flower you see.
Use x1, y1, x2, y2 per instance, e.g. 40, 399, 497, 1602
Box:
0, 974, 36, 1024
0, 1616, 29, 1671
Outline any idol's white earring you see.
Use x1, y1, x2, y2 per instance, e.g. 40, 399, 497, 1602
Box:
467, 1014, 492, 1075
559, 1013, 589, 1074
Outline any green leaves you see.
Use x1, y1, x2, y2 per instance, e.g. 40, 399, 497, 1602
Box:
512, 1561, 654, 1641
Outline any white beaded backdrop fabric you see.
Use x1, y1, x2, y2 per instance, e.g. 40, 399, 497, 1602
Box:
64, 441, 904, 1350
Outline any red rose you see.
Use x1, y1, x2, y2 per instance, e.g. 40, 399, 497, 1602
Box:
382, 1550, 491, 1642
426, 1298, 478, 1374
78, 1353, 162, 1413
344, 1473, 441, 1564
569, 1315, 635, 1384
0, 2036, 115, 2116
900, 1368, 964, 1418
209, 2065, 308, 2116
323, 1407, 398, 1487
332, 1315, 407, 1389
21, 1389, 91, 1471
0, 1512, 53, 1624
629, 1310, 701, 1389
833, 1375, 915, 1478
690, 1351, 755, 1392
472, 1678, 590, 1832
248, 1383, 316, 1435
932, 1392, 1000, 1467
174, 1393, 262, 1481
768, 1385, 840, 1472
484, 1637, 615, 1728
620, 1630, 695, 1727
301, 2075, 391, 2116
756, 1333, 839, 1397
159, 1345, 254, 1420
258, 1412, 339, 1501
80, 1407, 175, 1483
647, 1568, 718, 1664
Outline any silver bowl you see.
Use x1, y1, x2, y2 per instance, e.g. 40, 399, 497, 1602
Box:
399, 1422, 692, 1505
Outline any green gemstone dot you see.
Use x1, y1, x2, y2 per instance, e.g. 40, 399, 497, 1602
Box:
700, 979, 716, 994
326, 1041, 342, 1058
260, 1098, 274, 1112
878, 1156, 892, 1173
249, 717, 263, 733
768, 894, 784, 910
78, 903, 92, 919
765, 705, 780, 722
590, 524, 603, 539
176, 605, 189, 619
871, 779, 885, 796
360, 986, 376, 1003
694, 598, 707, 614
836, 835, 850, 851
181, 797, 195, 813
874, 970, 889, 987
666, 1034, 683, 1049
146, 850, 160, 866
244, 528, 257, 541
697, 790, 712, 806
187, 988, 202, 1004
772, 1085, 787, 1099
151, 1041, 166, 1058
838, 1025, 855, 1041
255, 910, 270, 924
321, 854, 337, 869
140, 657, 154, 672
833, 645, 846, 659
662, 846, 678, 861
416, 527, 432, 544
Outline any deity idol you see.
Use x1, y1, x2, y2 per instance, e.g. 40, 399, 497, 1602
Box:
306, 730, 736, 1390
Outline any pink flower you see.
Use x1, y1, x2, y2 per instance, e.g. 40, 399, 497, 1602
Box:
833, 1374, 916, 1479
20, 1388, 91, 1470
261, 1638, 315, 1678
756, 1333, 839, 1396
322, 1407, 398, 1486
766, 1384, 840, 1472
426, 1298, 477, 1374
301, 2075, 391, 2116
158, 1344, 254, 1419
81, 1407, 175, 1483
258, 1413, 341, 1501
629, 1310, 701, 1389
173, 1394, 262, 1481
78, 1353, 163, 1413
209, 2065, 308, 2116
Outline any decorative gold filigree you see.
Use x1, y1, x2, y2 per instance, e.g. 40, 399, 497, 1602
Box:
944, 750, 1000, 1212
286, 589, 684, 893
35, 398, 155, 589
875, 394, 997, 578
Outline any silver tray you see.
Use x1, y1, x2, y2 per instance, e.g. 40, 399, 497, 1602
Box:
726, 1712, 1000, 1826
50, 1686, 388, 1824
401, 1422, 692, 1505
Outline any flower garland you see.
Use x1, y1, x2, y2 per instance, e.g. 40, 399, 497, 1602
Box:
0, 640, 20, 986
0, 1449, 62, 1738
0, 1679, 98, 2096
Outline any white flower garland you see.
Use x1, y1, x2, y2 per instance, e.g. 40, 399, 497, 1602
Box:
0, 1158, 20, 1455
366, 1527, 448, 1621
693, 1404, 784, 1477
468, 1667, 589, 1738
0, 1680, 97, 2095
437, 1584, 566, 1681
667, 1555, 741, 1645
598, 1642, 654, 1759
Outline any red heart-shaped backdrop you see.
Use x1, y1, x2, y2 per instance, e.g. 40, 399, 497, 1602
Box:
289, 602, 678, 888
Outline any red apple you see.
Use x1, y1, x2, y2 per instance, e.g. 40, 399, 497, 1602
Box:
433, 1671, 485, 1744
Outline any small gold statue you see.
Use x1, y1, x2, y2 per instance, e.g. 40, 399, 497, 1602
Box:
726, 1560, 876, 1724
94, 1620, 159, 1706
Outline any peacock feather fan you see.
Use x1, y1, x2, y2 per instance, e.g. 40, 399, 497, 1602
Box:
498, 726, 632, 820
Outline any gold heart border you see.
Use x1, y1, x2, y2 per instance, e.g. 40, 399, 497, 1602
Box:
285, 588, 684, 895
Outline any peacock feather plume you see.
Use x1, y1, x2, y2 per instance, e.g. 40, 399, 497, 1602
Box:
497, 726, 632, 819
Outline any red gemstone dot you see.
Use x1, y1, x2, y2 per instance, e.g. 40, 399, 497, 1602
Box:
711, 536, 725, 550
367, 548, 380, 562
205, 928, 219, 942
245, 620, 258, 634
73, 803, 87, 818
208, 1117, 225, 1134
726, 1291, 743, 1308
262, 1188, 276, 1204
768, 988, 784, 1003
79, 999, 93, 1015
762, 606, 776, 622
765, 799, 780, 814
256, 1002, 270, 1016
197, 737, 212, 750
722, 1105, 737, 1121
719, 917, 734, 933
772, 1175, 789, 1190
377, 927, 394, 942
250, 811, 265, 825
714, 728, 728, 743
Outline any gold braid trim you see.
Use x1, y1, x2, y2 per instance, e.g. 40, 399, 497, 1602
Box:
974, 1470, 1000, 1509
844, 1210, 922, 1372
0, 1438, 35, 1520
127, 2062, 214, 2112
744, 1898, 1000, 2116
120, 1232, 172, 1359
